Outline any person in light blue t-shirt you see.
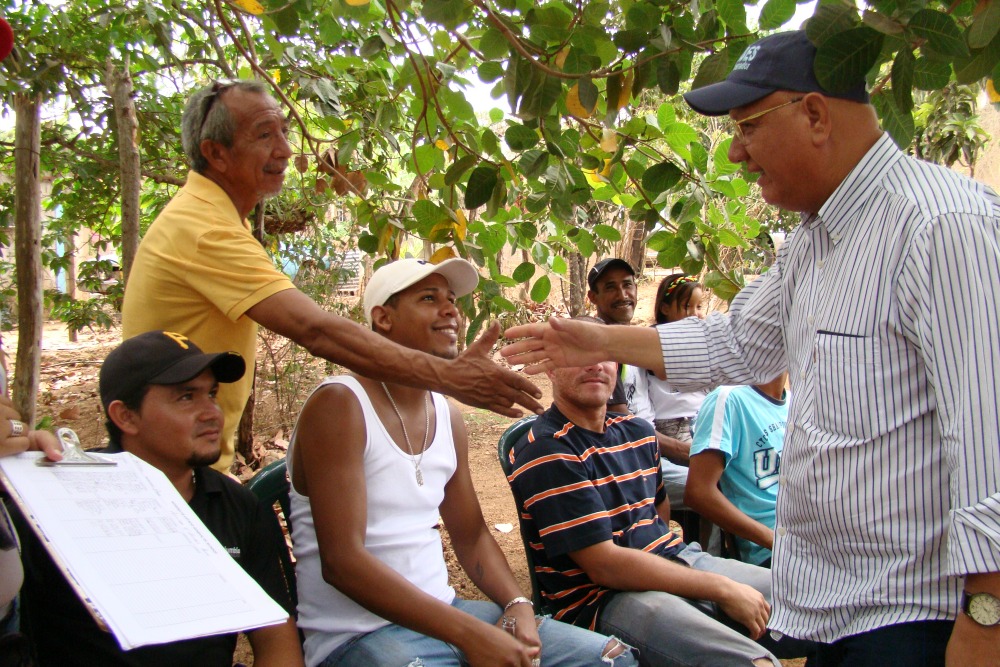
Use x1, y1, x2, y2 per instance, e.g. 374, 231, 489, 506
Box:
685, 373, 788, 567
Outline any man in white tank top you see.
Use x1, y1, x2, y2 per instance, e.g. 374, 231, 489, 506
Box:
288, 258, 636, 667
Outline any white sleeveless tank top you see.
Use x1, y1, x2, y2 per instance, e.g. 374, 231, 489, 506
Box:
287, 375, 458, 667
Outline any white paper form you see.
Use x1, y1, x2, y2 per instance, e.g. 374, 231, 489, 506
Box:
0, 451, 288, 650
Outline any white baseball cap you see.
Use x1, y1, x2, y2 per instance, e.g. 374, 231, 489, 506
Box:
364, 257, 480, 325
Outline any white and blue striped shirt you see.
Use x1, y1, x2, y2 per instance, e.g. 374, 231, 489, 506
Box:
658, 133, 1000, 642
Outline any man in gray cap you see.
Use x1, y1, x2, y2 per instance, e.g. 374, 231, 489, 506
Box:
504, 30, 1000, 666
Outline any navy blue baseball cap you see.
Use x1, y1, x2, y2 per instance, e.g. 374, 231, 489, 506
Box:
588, 258, 635, 291
684, 31, 870, 116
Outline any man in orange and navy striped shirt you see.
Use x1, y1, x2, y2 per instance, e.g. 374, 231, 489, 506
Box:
508, 345, 814, 667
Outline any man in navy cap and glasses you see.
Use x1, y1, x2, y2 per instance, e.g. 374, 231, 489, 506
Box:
504, 30, 1000, 666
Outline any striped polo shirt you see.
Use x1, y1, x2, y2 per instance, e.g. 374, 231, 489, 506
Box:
657, 133, 1000, 642
508, 405, 683, 629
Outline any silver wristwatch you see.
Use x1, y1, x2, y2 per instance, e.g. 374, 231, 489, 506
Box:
961, 590, 1000, 627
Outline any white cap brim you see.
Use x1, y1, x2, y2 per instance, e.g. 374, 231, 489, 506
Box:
364, 257, 480, 325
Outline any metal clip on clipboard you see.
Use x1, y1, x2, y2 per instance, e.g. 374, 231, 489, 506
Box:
35, 428, 117, 466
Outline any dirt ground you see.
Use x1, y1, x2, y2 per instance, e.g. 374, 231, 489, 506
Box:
0, 273, 804, 666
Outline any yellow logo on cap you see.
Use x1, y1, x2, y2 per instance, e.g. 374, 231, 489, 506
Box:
163, 332, 190, 349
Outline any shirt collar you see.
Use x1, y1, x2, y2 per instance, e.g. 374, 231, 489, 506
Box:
183, 171, 248, 231
815, 133, 902, 244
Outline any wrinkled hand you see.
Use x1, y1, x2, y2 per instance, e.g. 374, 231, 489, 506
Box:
502, 318, 610, 375
447, 322, 543, 417
0, 396, 64, 461
463, 621, 540, 667
718, 581, 770, 640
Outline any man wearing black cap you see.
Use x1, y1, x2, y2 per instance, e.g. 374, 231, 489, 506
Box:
13, 331, 304, 666
505, 30, 1000, 666
588, 258, 691, 516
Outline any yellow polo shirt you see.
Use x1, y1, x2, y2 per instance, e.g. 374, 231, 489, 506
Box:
122, 172, 295, 470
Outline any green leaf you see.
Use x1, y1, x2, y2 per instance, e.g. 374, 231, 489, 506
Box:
412, 144, 440, 175
465, 165, 499, 209
642, 161, 683, 194
479, 223, 508, 254
530, 275, 552, 303
478, 61, 504, 83
445, 154, 480, 186
713, 139, 740, 175
359, 35, 384, 58
806, 4, 860, 46
890, 48, 915, 112
953, 31, 1000, 84
691, 52, 729, 90
657, 237, 689, 268
814, 26, 884, 94
412, 200, 446, 230
479, 27, 509, 60
594, 224, 622, 241
519, 150, 549, 179
759, 0, 796, 30
717, 0, 748, 33
907, 9, 969, 57
512, 261, 536, 283
873, 93, 915, 150
716, 229, 747, 247
662, 121, 699, 161
656, 58, 681, 95
704, 271, 742, 302
647, 230, 673, 251
656, 103, 676, 131
861, 10, 903, 36
421, 0, 472, 29
969, 0, 1000, 49
505, 124, 540, 151
912, 56, 952, 89
690, 142, 709, 175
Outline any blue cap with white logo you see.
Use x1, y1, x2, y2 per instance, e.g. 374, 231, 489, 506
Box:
684, 30, 870, 116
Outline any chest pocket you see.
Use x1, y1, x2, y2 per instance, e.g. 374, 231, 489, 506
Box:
814, 332, 890, 442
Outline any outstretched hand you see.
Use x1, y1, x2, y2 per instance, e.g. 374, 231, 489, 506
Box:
447, 322, 543, 418
501, 317, 611, 375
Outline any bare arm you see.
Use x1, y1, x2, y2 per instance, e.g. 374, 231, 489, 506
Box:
247, 289, 542, 417
247, 618, 304, 667
685, 452, 773, 551
294, 385, 535, 667
503, 318, 665, 378
656, 432, 690, 465
569, 540, 770, 639
438, 404, 540, 655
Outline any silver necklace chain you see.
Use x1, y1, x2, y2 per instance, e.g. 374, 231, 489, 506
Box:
381, 382, 430, 486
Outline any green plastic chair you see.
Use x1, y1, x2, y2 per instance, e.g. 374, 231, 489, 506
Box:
246, 458, 297, 610
497, 415, 554, 614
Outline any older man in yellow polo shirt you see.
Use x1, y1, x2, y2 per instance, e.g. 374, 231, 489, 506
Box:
123, 80, 542, 470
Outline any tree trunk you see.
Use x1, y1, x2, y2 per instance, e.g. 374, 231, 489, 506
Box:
568, 252, 587, 316
13, 93, 43, 425
236, 370, 255, 468
627, 217, 646, 279
106, 57, 141, 286
67, 231, 78, 343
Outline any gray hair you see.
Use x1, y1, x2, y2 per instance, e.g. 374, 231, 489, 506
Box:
181, 80, 269, 173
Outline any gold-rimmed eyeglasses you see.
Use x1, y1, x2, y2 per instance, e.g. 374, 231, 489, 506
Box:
198, 79, 238, 138
729, 97, 804, 144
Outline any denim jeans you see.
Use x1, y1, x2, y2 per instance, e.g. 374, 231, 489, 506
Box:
597, 543, 814, 667
320, 598, 638, 667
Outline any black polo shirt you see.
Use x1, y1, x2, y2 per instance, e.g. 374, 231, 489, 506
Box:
13, 464, 293, 667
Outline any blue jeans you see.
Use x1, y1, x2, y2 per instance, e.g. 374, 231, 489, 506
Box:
597, 543, 814, 667
321, 598, 638, 667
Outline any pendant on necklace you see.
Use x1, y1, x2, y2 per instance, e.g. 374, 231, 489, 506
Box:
415, 468, 424, 486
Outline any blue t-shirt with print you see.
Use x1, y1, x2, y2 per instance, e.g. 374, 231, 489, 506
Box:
691, 385, 786, 565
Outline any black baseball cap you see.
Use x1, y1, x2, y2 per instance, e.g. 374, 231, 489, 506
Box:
588, 258, 635, 291
99, 331, 245, 411
684, 30, 870, 116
